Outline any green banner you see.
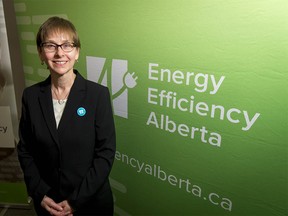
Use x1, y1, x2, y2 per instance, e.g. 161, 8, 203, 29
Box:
13, 0, 288, 215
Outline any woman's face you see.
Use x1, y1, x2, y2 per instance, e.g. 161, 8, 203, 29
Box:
39, 31, 79, 76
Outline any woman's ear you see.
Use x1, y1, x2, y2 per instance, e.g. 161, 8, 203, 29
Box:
37, 47, 44, 65
75, 48, 80, 62
37, 46, 42, 54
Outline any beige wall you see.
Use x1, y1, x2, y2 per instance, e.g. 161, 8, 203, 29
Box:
1, 0, 25, 145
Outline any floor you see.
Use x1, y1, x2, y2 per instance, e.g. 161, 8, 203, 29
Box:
0, 148, 36, 216
0, 148, 24, 182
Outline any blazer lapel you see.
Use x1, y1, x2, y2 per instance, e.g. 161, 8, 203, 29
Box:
57, 71, 86, 134
39, 77, 60, 146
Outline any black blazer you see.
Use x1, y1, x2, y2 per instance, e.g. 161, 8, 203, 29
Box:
17, 70, 116, 211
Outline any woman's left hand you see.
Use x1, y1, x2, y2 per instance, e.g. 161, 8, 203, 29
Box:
57, 200, 73, 216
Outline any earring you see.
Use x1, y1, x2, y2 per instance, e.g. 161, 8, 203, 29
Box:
75, 59, 79, 63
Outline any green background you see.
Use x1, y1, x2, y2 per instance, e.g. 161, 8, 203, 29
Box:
11, 0, 288, 215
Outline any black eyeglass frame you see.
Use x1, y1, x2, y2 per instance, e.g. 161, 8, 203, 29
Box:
40, 42, 77, 53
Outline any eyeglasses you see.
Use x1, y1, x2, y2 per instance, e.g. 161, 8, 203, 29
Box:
41, 42, 76, 53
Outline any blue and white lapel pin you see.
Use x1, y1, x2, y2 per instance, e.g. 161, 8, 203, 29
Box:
77, 107, 86, 116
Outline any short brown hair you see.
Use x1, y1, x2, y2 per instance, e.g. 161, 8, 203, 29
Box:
36, 16, 81, 49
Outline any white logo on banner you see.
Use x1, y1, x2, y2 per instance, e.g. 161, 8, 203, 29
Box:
86, 57, 138, 118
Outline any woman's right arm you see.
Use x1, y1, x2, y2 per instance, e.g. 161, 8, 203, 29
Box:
17, 90, 50, 203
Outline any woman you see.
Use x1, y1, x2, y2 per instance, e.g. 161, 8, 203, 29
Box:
17, 16, 116, 216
